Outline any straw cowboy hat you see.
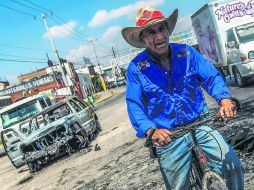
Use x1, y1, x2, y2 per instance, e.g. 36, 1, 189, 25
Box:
121, 6, 178, 48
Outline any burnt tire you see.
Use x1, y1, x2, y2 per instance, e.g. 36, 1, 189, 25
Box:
95, 119, 102, 132
202, 171, 227, 190
27, 161, 40, 173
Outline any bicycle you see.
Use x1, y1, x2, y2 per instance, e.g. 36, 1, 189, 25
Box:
171, 116, 227, 190
145, 98, 241, 190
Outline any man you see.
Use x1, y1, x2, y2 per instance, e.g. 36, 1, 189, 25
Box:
121, 6, 244, 190
87, 93, 95, 110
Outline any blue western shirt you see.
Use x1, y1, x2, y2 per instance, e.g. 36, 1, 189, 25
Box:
126, 43, 231, 138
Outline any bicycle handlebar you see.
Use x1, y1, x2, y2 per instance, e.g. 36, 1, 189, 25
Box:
172, 97, 242, 138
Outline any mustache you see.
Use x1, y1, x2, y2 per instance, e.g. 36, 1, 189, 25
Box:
154, 39, 167, 45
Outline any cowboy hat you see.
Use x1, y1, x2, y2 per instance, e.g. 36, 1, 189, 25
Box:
121, 6, 178, 48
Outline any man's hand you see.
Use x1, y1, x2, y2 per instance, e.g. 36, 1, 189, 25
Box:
220, 98, 237, 118
146, 128, 172, 146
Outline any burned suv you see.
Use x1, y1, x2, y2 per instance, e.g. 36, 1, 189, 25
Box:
19, 96, 101, 172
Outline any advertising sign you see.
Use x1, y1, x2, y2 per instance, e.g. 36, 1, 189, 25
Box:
0, 75, 56, 96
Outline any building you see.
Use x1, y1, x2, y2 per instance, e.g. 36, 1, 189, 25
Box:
0, 62, 84, 102
0, 81, 9, 90
169, 29, 198, 46
75, 67, 95, 97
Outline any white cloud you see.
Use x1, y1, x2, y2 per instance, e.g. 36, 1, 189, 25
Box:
43, 20, 78, 39
66, 25, 124, 64
88, 0, 165, 27
65, 45, 91, 62
66, 42, 113, 66
173, 16, 193, 34
101, 26, 122, 43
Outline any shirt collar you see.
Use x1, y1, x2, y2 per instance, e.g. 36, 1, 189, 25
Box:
144, 44, 172, 64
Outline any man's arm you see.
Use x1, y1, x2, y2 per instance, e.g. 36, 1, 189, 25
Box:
189, 46, 235, 118
126, 63, 174, 145
126, 64, 156, 138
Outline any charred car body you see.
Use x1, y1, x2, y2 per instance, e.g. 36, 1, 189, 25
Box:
18, 96, 101, 172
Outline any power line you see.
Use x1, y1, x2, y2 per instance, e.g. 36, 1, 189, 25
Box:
0, 58, 47, 63
53, 14, 89, 38
0, 2, 36, 19
0, 43, 53, 52
10, 0, 44, 13
23, 0, 51, 13
50, 17, 85, 40
47, 20, 85, 42
0, 53, 47, 60
23, 0, 89, 39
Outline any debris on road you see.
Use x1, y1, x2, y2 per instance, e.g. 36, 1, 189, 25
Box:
95, 144, 101, 151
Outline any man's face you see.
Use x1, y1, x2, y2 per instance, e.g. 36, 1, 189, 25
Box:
141, 22, 169, 56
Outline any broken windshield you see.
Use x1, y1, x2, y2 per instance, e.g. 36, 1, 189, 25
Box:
0, 100, 40, 129
28, 103, 72, 133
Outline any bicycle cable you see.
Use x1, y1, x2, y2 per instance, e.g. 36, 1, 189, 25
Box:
195, 128, 224, 166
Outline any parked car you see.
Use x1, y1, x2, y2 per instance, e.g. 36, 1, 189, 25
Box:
0, 94, 52, 167
107, 81, 117, 89
117, 77, 126, 86
2, 96, 101, 172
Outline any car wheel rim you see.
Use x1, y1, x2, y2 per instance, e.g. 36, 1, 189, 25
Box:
249, 51, 254, 59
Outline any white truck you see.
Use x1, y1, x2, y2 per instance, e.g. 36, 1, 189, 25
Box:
0, 94, 52, 168
191, 0, 254, 87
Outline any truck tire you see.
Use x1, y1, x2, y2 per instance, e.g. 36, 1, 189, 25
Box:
232, 66, 246, 87
217, 67, 226, 82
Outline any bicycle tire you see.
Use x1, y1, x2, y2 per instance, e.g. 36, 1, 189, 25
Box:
202, 171, 227, 190
190, 166, 201, 190
190, 160, 203, 189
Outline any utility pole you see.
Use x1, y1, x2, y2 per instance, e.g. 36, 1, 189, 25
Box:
88, 38, 102, 74
112, 46, 116, 58
111, 46, 117, 83
87, 38, 106, 91
41, 14, 69, 87
46, 53, 59, 88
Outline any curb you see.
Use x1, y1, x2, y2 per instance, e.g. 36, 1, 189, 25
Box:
95, 90, 117, 104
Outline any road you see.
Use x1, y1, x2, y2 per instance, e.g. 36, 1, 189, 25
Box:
0, 84, 254, 190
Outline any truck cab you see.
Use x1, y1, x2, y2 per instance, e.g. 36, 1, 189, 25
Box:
0, 94, 52, 168
226, 22, 254, 63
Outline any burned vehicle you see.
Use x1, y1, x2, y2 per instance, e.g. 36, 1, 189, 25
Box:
19, 96, 101, 172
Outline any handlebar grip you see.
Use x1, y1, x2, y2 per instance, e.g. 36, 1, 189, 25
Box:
230, 97, 242, 111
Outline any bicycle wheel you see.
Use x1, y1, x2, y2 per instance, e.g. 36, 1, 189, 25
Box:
190, 162, 202, 190
202, 171, 227, 190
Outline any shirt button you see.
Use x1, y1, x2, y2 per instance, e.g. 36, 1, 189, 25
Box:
165, 72, 168, 74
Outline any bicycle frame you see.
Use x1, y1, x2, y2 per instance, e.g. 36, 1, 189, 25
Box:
189, 129, 211, 189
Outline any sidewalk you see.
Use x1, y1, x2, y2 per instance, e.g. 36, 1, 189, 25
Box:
94, 90, 117, 104
83, 90, 117, 105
